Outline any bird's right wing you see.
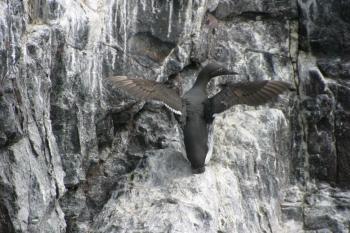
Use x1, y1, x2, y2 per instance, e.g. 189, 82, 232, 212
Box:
107, 76, 183, 115
204, 80, 292, 118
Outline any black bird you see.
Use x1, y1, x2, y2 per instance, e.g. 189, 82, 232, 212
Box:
107, 63, 292, 173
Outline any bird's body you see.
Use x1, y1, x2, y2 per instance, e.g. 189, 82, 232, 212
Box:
107, 63, 292, 173
183, 87, 210, 173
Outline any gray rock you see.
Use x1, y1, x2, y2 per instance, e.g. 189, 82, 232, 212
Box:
0, 0, 350, 233
91, 109, 290, 233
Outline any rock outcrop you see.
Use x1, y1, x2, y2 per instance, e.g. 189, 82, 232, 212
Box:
0, 0, 349, 232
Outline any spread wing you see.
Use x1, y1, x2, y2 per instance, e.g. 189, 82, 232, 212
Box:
107, 76, 183, 115
205, 80, 292, 117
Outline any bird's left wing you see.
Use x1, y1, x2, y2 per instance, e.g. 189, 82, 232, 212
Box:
204, 80, 292, 118
107, 76, 183, 115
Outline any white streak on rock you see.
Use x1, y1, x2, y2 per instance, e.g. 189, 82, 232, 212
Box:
205, 123, 214, 164
167, 0, 173, 38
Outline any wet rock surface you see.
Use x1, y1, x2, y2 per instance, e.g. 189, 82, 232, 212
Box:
0, 0, 349, 232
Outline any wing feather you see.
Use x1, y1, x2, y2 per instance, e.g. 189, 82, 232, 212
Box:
205, 80, 292, 117
108, 76, 183, 115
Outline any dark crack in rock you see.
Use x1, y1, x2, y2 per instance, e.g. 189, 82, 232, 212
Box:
128, 32, 176, 64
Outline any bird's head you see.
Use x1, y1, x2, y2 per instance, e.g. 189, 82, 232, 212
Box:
194, 63, 239, 88
201, 63, 238, 78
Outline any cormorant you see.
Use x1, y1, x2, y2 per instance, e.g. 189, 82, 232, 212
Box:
107, 63, 292, 173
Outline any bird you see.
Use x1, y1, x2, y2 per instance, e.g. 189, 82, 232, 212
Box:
107, 63, 293, 174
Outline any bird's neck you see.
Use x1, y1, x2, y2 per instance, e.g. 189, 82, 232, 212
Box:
193, 74, 213, 90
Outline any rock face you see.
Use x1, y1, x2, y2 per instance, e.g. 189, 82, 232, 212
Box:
0, 0, 349, 233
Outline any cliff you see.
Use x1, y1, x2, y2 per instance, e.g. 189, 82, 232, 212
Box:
0, 0, 349, 232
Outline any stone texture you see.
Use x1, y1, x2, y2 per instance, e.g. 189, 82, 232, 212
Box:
0, 1, 66, 233
92, 109, 290, 233
0, 0, 349, 233
297, 0, 350, 187
287, 0, 350, 232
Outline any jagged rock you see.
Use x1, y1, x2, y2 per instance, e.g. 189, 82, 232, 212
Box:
91, 109, 290, 233
0, 0, 350, 233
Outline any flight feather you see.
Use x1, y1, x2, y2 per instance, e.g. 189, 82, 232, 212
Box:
108, 76, 183, 115
204, 80, 291, 117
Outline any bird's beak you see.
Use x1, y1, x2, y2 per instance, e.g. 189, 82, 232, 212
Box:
208, 65, 240, 77
226, 70, 239, 75
220, 68, 239, 76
